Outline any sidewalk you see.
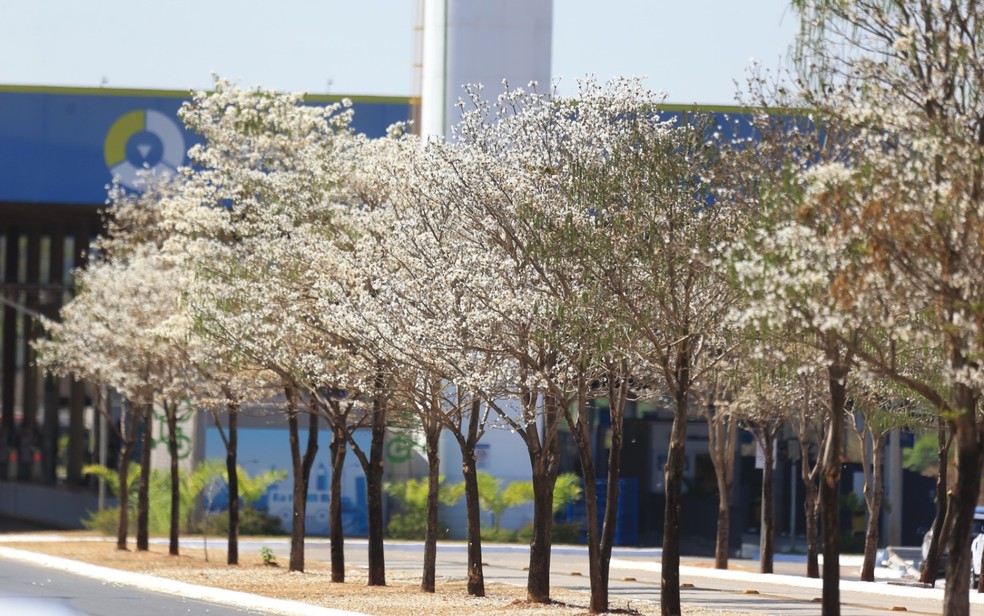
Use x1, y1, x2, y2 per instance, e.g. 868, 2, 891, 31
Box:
3, 528, 982, 614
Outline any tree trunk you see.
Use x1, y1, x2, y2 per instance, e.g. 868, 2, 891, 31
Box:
715, 489, 731, 570
661, 387, 689, 616
166, 401, 180, 557
421, 418, 441, 593
286, 384, 316, 573
526, 456, 555, 601
566, 374, 625, 614
921, 418, 950, 585
225, 402, 239, 566
526, 394, 559, 604
136, 402, 152, 552
365, 372, 387, 587
524, 394, 556, 603
804, 480, 821, 579
461, 437, 485, 597
760, 429, 775, 574
942, 386, 984, 616
115, 410, 135, 551
710, 412, 736, 570
577, 430, 603, 613
329, 422, 347, 583
859, 432, 884, 582
596, 377, 626, 614
821, 356, 848, 616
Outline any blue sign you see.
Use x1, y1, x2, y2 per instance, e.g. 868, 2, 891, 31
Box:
0, 86, 411, 206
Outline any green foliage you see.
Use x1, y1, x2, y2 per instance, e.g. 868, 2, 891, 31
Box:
552, 473, 583, 514
260, 546, 277, 566
208, 505, 284, 536
551, 522, 584, 544
237, 466, 288, 503
475, 471, 532, 531
83, 463, 139, 501
473, 471, 583, 532
514, 521, 584, 545
82, 507, 128, 535
903, 432, 943, 477
482, 526, 518, 543
384, 476, 459, 539
81, 460, 287, 537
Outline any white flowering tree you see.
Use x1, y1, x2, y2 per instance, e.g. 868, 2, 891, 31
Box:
345, 132, 512, 596
441, 82, 625, 608
781, 348, 830, 579
789, 2, 984, 611
35, 256, 154, 551
549, 91, 748, 616
37, 175, 219, 557
848, 381, 920, 581
171, 77, 363, 576
419, 78, 750, 615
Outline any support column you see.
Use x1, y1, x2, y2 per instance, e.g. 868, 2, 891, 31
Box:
66, 227, 89, 486
2, 227, 20, 481
21, 229, 40, 480
2, 227, 18, 439
42, 229, 65, 484
885, 428, 903, 546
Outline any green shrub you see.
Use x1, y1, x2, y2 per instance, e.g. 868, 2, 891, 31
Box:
551, 522, 584, 544
481, 526, 518, 543
204, 505, 285, 536
81, 461, 287, 537
82, 507, 129, 535
384, 476, 461, 540
514, 521, 584, 545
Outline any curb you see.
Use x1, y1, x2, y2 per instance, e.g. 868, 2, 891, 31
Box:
0, 546, 367, 616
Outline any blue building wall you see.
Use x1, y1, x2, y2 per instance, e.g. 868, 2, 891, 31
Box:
0, 85, 412, 206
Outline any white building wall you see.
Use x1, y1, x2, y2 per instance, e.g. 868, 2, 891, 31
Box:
439, 419, 535, 539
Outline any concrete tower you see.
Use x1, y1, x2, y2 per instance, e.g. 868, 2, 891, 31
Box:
419, 0, 553, 140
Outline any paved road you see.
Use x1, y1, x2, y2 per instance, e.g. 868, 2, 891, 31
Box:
215, 537, 983, 616
0, 557, 260, 616
2, 511, 980, 616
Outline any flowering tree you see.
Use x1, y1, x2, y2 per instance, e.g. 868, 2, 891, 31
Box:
37, 172, 222, 557
789, 3, 984, 611
354, 129, 528, 597
34, 259, 147, 551
169, 77, 362, 575
848, 382, 919, 581
553, 92, 748, 616
782, 350, 830, 579
443, 82, 632, 609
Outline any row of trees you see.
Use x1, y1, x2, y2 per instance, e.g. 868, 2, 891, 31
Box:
34, 4, 984, 615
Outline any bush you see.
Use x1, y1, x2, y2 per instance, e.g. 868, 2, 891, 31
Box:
482, 526, 518, 543
515, 521, 584, 545
551, 522, 584, 544
386, 512, 426, 540
82, 461, 287, 537
82, 507, 129, 536
205, 505, 285, 536
384, 476, 461, 540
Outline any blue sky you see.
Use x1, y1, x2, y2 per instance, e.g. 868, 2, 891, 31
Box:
0, 1, 798, 106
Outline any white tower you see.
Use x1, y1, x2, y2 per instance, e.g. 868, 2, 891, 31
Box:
419, 0, 553, 140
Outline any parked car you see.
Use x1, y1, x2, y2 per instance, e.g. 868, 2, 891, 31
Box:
972, 524, 984, 586
923, 505, 984, 581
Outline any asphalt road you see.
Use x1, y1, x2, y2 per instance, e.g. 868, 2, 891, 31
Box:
0, 557, 261, 616
217, 537, 982, 616
1, 509, 980, 616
